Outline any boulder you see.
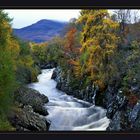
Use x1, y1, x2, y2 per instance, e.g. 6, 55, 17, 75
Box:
9, 105, 50, 131
51, 69, 57, 79
51, 67, 61, 81
14, 86, 49, 116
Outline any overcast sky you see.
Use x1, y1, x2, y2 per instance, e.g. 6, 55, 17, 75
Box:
6, 9, 138, 29
4, 10, 81, 29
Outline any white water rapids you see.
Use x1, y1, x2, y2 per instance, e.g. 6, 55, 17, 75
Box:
28, 68, 110, 131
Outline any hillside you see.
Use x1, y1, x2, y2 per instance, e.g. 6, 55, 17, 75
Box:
13, 19, 67, 43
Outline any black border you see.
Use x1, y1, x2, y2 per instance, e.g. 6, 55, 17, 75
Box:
0, 0, 140, 7
1, 0, 140, 139
1, 132, 140, 140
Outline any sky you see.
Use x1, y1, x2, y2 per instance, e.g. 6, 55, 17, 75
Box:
4, 10, 81, 29
4, 10, 139, 29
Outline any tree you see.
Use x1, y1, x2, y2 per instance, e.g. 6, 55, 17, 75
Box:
0, 10, 17, 119
74, 10, 119, 88
112, 10, 140, 46
30, 42, 48, 66
64, 27, 80, 60
46, 37, 64, 63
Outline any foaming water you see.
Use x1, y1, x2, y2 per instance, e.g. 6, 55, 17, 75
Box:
28, 69, 109, 131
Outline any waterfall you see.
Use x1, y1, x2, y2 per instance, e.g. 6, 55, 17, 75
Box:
91, 85, 99, 105
28, 68, 110, 131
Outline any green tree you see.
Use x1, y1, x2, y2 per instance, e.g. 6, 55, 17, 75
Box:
0, 10, 18, 130
15, 40, 40, 84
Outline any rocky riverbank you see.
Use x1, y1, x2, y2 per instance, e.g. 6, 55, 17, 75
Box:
8, 86, 50, 131
51, 67, 140, 131
39, 61, 57, 69
51, 67, 98, 103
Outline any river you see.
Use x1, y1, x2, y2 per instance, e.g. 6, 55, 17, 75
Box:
28, 68, 110, 131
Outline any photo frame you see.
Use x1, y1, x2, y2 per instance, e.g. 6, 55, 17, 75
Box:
1, 0, 140, 139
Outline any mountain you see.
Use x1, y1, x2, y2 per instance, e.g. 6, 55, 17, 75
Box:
13, 19, 67, 43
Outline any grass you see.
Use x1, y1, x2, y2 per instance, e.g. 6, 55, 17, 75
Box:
0, 114, 15, 131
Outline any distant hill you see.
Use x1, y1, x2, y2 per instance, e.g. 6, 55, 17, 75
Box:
13, 19, 67, 43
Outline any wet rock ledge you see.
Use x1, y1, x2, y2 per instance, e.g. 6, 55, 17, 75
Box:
52, 67, 140, 131
9, 86, 50, 131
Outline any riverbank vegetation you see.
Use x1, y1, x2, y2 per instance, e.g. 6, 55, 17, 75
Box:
1, 9, 140, 130
0, 10, 40, 130
45, 10, 140, 103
